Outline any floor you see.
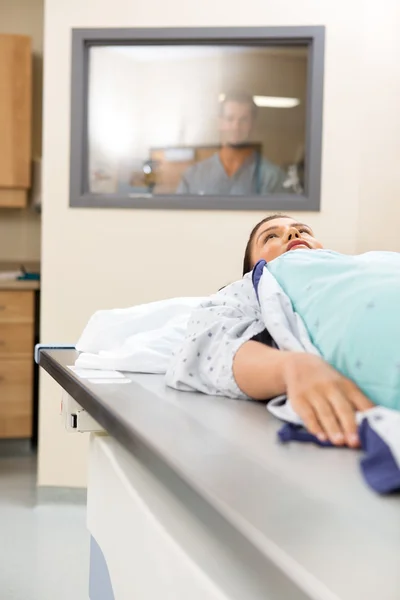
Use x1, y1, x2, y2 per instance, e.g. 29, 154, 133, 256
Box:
0, 443, 90, 600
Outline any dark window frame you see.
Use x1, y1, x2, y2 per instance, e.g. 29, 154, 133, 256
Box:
70, 26, 325, 211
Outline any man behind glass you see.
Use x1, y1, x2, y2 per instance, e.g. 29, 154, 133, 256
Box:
177, 91, 290, 195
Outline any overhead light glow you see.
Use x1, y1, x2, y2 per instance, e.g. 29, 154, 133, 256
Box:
254, 95, 300, 108
218, 93, 300, 108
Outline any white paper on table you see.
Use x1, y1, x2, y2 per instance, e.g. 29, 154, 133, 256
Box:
67, 366, 125, 379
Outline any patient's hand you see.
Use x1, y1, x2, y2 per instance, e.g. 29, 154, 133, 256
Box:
283, 354, 374, 448
233, 341, 373, 447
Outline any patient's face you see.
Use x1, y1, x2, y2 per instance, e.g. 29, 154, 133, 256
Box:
250, 217, 323, 265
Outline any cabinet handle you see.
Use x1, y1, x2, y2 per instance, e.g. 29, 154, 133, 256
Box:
0, 306, 5, 310
0, 341, 4, 346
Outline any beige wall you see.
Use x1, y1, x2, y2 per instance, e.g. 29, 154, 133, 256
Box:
0, 0, 42, 261
356, 2, 400, 252
39, 0, 400, 487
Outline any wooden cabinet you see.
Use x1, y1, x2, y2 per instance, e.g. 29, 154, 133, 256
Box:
0, 290, 35, 438
0, 35, 32, 208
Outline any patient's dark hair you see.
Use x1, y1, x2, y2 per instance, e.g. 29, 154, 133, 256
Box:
242, 214, 291, 275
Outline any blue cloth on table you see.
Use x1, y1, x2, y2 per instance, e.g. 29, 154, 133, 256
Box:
277, 407, 400, 495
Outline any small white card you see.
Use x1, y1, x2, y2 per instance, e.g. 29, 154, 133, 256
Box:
68, 366, 125, 379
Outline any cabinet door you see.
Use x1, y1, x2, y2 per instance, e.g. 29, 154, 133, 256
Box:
0, 35, 32, 202
0, 290, 35, 323
0, 359, 33, 438
0, 291, 35, 438
0, 322, 34, 357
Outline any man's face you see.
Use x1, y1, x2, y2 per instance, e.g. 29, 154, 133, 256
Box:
219, 101, 254, 147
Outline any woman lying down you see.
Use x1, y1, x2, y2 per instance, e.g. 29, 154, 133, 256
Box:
166, 214, 400, 449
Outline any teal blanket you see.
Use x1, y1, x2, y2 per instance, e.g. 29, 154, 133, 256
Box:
267, 250, 400, 410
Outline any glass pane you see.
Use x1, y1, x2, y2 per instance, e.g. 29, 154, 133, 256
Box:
87, 44, 308, 197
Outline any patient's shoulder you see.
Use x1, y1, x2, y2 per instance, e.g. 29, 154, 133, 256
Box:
198, 275, 257, 312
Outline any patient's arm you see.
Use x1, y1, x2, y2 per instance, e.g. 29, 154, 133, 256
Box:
233, 341, 373, 448
167, 277, 372, 448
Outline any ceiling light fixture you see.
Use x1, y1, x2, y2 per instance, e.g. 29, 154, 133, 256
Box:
218, 93, 300, 108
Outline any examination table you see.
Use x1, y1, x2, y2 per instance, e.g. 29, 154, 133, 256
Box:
38, 349, 400, 600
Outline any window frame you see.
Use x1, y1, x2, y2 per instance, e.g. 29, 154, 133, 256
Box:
69, 26, 325, 211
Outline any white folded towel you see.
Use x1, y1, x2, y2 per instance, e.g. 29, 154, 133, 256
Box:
75, 297, 205, 373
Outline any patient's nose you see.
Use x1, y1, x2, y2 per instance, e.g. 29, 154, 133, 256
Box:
287, 229, 300, 241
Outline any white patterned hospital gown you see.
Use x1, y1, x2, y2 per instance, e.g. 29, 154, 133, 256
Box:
165, 275, 266, 399
166, 268, 319, 399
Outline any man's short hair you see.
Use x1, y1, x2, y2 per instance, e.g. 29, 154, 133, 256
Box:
220, 91, 258, 118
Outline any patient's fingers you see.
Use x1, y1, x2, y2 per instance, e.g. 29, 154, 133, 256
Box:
283, 353, 373, 448
291, 398, 326, 441
329, 390, 360, 448
310, 393, 345, 446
